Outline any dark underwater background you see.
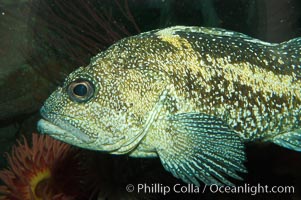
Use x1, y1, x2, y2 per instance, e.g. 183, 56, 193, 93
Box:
0, 0, 301, 199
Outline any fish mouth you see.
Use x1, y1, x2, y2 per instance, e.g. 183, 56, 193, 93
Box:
38, 107, 94, 144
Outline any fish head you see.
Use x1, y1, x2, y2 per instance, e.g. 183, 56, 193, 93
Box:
38, 36, 168, 153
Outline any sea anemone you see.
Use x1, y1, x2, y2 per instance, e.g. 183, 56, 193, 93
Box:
0, 133, 161, 200
0, 133, 86, 200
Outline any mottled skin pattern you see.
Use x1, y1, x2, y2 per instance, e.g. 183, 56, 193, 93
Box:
38, 26, 301, 185
147, 27, 301, 141
89, 26, 301, 142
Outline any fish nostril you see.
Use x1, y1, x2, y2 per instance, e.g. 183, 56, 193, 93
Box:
55, 91, 63, 98
40, 106, 46, 115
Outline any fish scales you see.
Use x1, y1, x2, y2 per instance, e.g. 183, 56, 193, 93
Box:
38, 26, 301, 186
96, 26, 301, 140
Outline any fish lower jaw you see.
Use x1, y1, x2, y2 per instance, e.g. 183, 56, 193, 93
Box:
37, 119, 93, 144
38, 119, 66, 135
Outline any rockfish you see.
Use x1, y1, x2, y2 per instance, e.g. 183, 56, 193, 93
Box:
38, 26, 301, 185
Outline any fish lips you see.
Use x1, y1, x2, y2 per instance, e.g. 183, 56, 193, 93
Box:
38, 107, 94, 144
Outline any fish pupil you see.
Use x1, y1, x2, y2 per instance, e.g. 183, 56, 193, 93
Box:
73, 84, 87, 96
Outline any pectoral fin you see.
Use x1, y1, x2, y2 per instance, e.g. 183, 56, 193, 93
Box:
270, 130, 301, 151
157, 113, 247, 186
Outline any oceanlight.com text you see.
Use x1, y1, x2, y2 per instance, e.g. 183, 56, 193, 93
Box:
125, 183, 295, 196
208, 183, 294, 195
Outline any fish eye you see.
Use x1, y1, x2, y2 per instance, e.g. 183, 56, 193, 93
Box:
67, 79, 94, 102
